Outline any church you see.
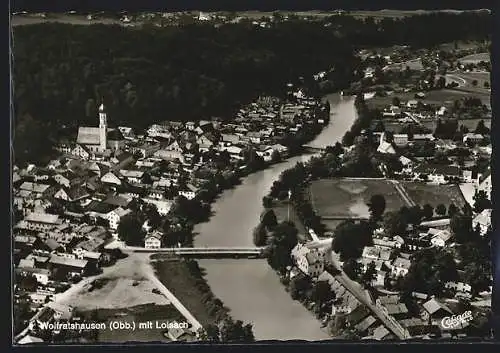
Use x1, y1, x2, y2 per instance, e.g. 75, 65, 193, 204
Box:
76, 103, 125, 154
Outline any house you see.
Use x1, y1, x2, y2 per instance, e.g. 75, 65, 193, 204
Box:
142, 198, 173, 216
144, 232, 162, 249
429, 229, 452, 247
178, 184, 198, 200
107, 207, 132, 230
377, 133, 396, 154
391, 257, 411, 277
354, 315, 378, 334
165, 322, 192, 341
53, 186, 90, 203
406, 100, 419, 109
476, 169, 492, 200
15, 267, 51, 285
291, 243, 325, 278
393, 134, 409, 147
413, 163, 461, 184
19, 182, 55, 199
46, 302, 74, 320
100, 172, 122, 186
71, 144, 91, 160
372, 325, 391, 340
421, 298, 453, 324
48, 255, 89, 277
463, 133, 484, 144
154, 149, 185, 163
221, 133, 240, 145
24, 213, 62, 232
42, 239, 65, 253
472, 209, 492, 236
131, 142, 161, 158
444, 281, 472, 294
119, 169, 144, 184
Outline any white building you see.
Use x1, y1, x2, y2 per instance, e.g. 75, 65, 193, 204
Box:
291, 243, 325, 278
473, 209, 492, 236
391, 257, 411, 277
429, 229, 452, 247
144, 232, 162, 249
106, 207, 132, 230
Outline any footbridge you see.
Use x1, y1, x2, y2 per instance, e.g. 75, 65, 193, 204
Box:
132, 246, 266, 258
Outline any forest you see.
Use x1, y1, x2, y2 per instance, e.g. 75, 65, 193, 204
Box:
12, 11, 491, 164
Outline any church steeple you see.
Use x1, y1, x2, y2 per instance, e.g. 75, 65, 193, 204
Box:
98, 100, 107, 152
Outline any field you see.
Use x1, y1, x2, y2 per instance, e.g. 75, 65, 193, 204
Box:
401, 182, 468, 211
384, 58, 424, 71
55, 253, 171, 310
459, 52, 490, 64
308, 178, 408, 219
367, 87, 490, 111
151, 254, 221, 327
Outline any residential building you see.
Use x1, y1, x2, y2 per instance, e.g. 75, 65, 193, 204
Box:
144, 232, 162, 249
391, 257, 411, 277
24, 213, 62, 232
429, 229, 452, 247
472, 209, 492, 236
421, 298, 454, 325
107, 207, 132, 230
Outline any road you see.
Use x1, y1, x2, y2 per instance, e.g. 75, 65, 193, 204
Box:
325, 251, 409, 339
389, 179, 416, 207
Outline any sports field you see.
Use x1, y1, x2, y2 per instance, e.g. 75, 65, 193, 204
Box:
308, 178, 407, 219
401, 182, 468, 211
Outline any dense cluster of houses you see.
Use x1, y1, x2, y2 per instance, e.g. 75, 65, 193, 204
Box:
13, 92, 325, 341
373, 99, 492, 199
289, 218, 491, 340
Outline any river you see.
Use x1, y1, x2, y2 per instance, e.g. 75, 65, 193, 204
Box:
193, 93, 358, 340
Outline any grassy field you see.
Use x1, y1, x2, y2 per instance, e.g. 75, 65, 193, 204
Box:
401, 182, 468, 211
308, 178, 407, 219
385, 58, 424, 71
91, 304, 184, 343
459, 52, 490, 63
150, 255, 222, 327
367, 88, 490, 110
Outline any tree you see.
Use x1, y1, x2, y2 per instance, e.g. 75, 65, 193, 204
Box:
253, 223, 268, 246
383, 211, 407, 238
117, 214, 143, 246
475, 120, 490, 135
422, 204, 434, 219
343, 258, 361, 281
407, 205, 422, 225
403, 248, 459, 295
262, 196, 273, 209
217, 318, 255, 342
271, 150, 282, 163
484, 81, 490, 89
266, 221, 298, 273
332, 220, 372, 261
361, 262, 377, 287
435, 204, 447, 216
312, 280, 335, 307
473, 190, 492, 213
450, 214, 475, 243
471, 79, 478, 86
392, 96, 401, 107
448, 203, 459, 217
260, 209, 278, 230
289, 273, 311, 300
367, 194, 386, 220
436, 76, 446, 89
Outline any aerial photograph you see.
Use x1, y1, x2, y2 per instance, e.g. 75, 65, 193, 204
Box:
11, 8, 493, 344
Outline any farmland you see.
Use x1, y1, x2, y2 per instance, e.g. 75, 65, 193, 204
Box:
308, 178, 408, 219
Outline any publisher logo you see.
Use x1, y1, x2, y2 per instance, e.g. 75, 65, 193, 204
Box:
440, 311, 473, 330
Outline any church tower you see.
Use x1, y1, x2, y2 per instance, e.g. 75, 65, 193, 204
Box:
98, 103, 107, 152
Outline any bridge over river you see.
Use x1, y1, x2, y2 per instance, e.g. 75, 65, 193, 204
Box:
129, 246, 266, 258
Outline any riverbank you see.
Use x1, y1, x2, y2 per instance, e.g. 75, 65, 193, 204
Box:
191, 93, 358, 340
